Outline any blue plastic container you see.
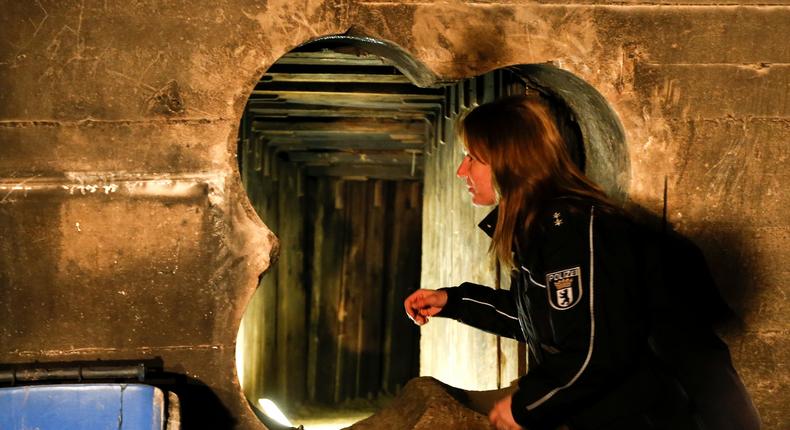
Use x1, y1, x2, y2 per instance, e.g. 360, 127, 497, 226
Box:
0, 384, 165, 430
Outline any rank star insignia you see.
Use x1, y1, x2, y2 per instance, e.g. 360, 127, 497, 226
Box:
552, 212, 563, 226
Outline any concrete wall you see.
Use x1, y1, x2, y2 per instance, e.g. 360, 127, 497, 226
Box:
1, 1, 787, 428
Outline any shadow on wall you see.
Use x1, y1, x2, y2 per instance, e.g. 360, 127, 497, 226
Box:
626, 204, 762, 429
627, 201, 762, 338
690, 227, 761, 336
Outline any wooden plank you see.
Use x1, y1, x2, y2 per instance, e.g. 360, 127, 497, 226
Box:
276, 162, 307, 403
313, 178, 346, 404
247, 100, 441, 115
305, 176, 320, 403
252, 118, 427, 134
264, 63, 402, 78
267, 133, 425, 144
257, 132, 425, 143
238, 277, 264, 400
287, 152, 420, 166
262, 73, 412, 84
254, 81, 442, 96
273, 52, 389, 66
248, 107, 427, 120
304, 165, 423, 180
381, 181, 422, 393
260, 168, 280, 400
268, 139, 424, 152
265, 134, 424, 143
380, 182, 397, 394
338, 181, 368, 401
358, 180, 386, 399
248, 91, 443, 110
250, 90, 443, 101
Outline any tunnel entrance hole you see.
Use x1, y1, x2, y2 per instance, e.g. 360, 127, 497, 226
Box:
235, 37, 430, 429
234, 34, 628, 430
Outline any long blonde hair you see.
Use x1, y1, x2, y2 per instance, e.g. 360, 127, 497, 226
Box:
460, 95, 617, 269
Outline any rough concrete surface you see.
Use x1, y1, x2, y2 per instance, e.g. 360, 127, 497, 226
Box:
1, 1, 788, 429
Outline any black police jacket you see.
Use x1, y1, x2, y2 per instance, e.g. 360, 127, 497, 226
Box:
437, 196, 703, 430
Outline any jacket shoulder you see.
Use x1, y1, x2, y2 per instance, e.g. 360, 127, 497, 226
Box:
535, 197, 639, 248
537, 197, 593, 234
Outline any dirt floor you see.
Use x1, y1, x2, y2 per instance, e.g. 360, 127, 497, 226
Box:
343, 377, 494, 430
289, 397, 387, 430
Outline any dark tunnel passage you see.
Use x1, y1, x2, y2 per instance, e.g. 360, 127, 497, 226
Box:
233, 36, 618, 429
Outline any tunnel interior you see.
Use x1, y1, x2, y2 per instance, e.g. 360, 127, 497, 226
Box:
234, 37, 602, 428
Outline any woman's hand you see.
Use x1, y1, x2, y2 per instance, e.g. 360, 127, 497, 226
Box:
489, 395, 522, 430
404, 289, 448, 325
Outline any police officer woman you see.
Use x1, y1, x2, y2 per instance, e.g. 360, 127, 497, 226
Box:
403, 95, 758, 430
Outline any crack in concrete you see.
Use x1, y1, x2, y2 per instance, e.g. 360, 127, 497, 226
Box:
11, 344, 228, 357
0, 174, 41, 204
118, 384, 126, 430
1, 0, 49, 66
0, 118, 229, 127
643, 62, 790, 68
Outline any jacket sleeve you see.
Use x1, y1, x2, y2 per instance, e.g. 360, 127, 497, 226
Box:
510, 206, 646, 430
435, 283, 526, 341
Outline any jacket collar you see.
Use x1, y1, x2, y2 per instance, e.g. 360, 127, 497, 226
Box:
478, 206, 498, 238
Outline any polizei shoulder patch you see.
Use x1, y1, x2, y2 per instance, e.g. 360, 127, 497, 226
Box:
546, 267, 583, 310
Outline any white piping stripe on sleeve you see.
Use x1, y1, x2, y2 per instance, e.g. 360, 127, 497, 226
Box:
520, 266, 547, 288
526, 206, 596, 411
460, 297, 520, 321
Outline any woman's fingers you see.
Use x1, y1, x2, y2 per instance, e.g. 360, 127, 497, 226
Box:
404, 306, 426, 325
404, 289, 448, 325
414, 289, 447, 309
406, 290, 430, 312
404, 290, 425, 318
419, 305, 442, 317
404, 290, 426, 325
404, 295, 417, 320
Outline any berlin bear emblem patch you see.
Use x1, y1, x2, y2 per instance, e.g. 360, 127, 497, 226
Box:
546, 267, 583, 310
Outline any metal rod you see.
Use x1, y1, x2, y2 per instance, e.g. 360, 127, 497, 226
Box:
0, 364, 146, 384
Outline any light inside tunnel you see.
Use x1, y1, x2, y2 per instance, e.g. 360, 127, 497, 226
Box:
258, 398, 294, 427
235, 36, 428, 424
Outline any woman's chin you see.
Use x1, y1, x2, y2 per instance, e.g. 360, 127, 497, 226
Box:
471, 197, 497, 207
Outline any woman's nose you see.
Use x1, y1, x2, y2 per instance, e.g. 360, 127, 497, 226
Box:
456, 157, 469, 178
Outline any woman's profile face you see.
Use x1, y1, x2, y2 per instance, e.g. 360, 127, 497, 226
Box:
456, 150, 496, 206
